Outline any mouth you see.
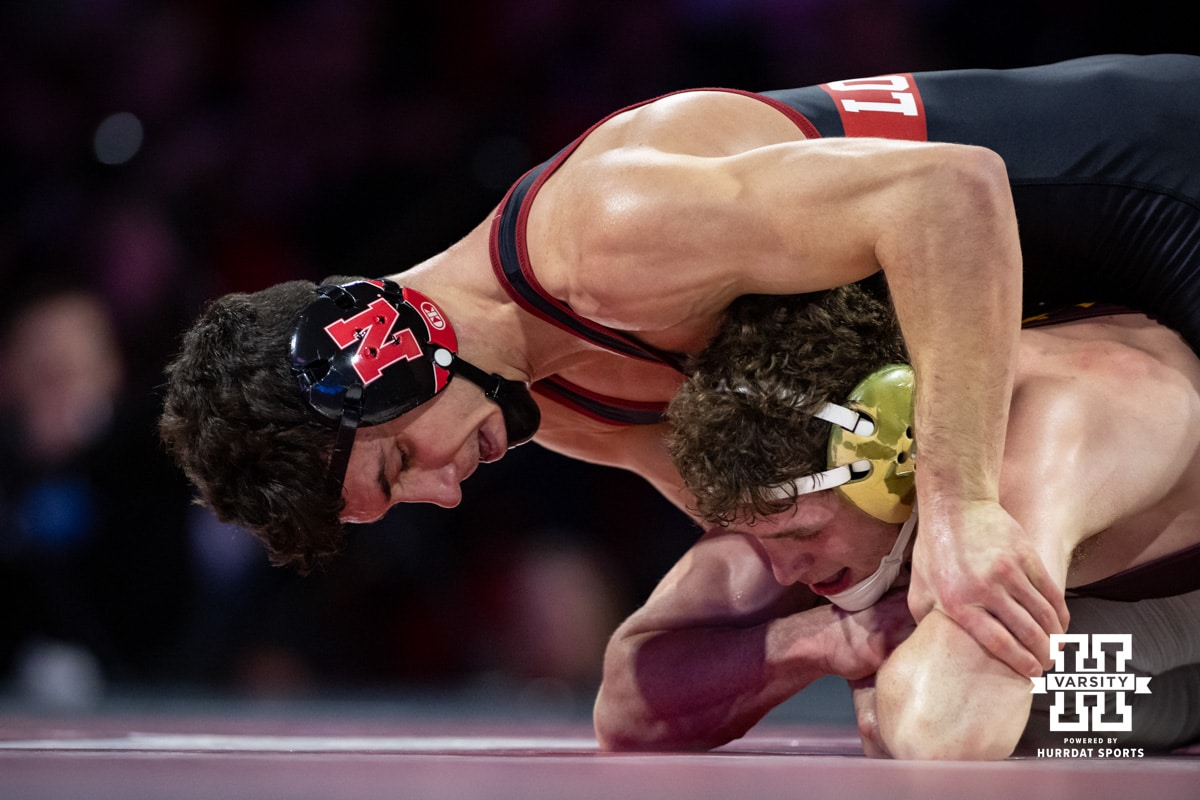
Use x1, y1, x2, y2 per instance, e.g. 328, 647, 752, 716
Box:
478, 424, 504, 464
808, 568, 851, 597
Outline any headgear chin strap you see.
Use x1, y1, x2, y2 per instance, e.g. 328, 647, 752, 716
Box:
289, 279, 540, 489
826, 504, 918, 612
765, 363, 916, 524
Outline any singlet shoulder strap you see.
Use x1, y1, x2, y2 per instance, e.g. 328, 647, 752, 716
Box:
532, 376, 669, 426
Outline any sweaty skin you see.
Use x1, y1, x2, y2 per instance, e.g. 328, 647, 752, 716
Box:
594, 313, 1200, 758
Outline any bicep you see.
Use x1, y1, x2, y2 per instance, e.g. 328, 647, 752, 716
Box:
571, 139, 1001, 307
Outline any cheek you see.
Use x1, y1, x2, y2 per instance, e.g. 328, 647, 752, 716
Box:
339, 457, 386, 522
819, 522, 877, 572
773, 536, 835, 573
841, 522, 900, 573
823, 535, 861, 569
761, 537, 807, 568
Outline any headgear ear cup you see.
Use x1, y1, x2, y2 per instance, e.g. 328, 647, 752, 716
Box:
290, 279, 456, 425
827, 364, 916, 523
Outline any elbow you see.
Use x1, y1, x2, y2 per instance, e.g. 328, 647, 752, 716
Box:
936, 144, 1012, 211
593, 682, 652, 752
875, 646, 1020, 760
593, 639, 653, 751
903, 145, 1017, 252
593, 680, 724, 752
879, 145, 1020, 304
946, 147, 1018, 248
876, 666, 1020, 761
592, 640, 695, 752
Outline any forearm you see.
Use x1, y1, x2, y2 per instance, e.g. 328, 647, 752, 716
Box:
881, 148, 1022, 504
594, 608, 836, 751
883, 151, 1077, 676
876, 610, 1031, 760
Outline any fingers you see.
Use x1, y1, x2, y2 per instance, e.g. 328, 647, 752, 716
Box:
916, 544, 1066, 675
929, 569, 1058, 676
985, 550, 1069, 668
1026, 556, 1071, 632
953, 604, 1043, 678
1007, 567, 1069, 672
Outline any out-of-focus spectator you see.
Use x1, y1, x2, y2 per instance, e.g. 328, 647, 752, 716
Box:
0, 287, 195, 700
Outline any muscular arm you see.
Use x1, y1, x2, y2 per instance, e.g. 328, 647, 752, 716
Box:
874, 363, 1088, 760
594, 528, 913, 751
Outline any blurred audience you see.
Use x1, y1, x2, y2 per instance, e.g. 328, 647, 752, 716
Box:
0, 287, 193, 702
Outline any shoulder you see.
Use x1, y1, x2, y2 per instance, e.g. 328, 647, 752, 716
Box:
522, 92, 810, 327
1010, 318, 1189, 456
582, 89, 815, 158
1005, 315, 1200, 537
1017, 315, 1200, 411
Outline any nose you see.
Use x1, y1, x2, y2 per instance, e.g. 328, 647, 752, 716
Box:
763, 539, 815, 586
404, 464, 463, 508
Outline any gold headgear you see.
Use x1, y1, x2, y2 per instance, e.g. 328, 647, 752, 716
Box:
765, 364, 915, 523
828, 364, 915, 523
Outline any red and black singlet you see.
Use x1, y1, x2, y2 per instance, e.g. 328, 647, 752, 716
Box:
492, 54, 1200, 431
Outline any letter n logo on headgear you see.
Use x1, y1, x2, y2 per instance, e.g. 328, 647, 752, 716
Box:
323, 297, 424, 385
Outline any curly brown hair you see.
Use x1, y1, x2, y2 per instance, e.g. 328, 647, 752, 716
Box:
667, 278, 907, 526
159, 280, 345, 572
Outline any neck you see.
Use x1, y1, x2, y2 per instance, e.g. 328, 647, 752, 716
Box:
395, 222, 591, 385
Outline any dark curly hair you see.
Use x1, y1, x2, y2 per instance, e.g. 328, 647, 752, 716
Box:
159, 280, 344, 572
667, 278, 907, 526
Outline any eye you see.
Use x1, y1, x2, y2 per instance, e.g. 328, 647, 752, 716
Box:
762, 526, 820, 543
786, 528, 822, 542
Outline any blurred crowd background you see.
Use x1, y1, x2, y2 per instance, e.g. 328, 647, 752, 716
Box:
0, 0, 1194, 713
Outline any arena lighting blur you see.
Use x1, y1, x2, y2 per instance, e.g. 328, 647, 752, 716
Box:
93, 111, 144, 165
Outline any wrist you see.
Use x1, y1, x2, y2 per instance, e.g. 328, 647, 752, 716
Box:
766, 603, 843, 685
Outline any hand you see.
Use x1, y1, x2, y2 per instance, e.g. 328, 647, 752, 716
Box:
820, 589, 915, 681
907, 500, 1069, 677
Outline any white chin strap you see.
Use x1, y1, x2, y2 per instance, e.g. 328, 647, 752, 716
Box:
827, 504, 918, 612
764, 401, 875, 499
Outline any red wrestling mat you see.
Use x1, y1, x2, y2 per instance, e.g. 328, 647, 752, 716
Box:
2, 708, 1197, 800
